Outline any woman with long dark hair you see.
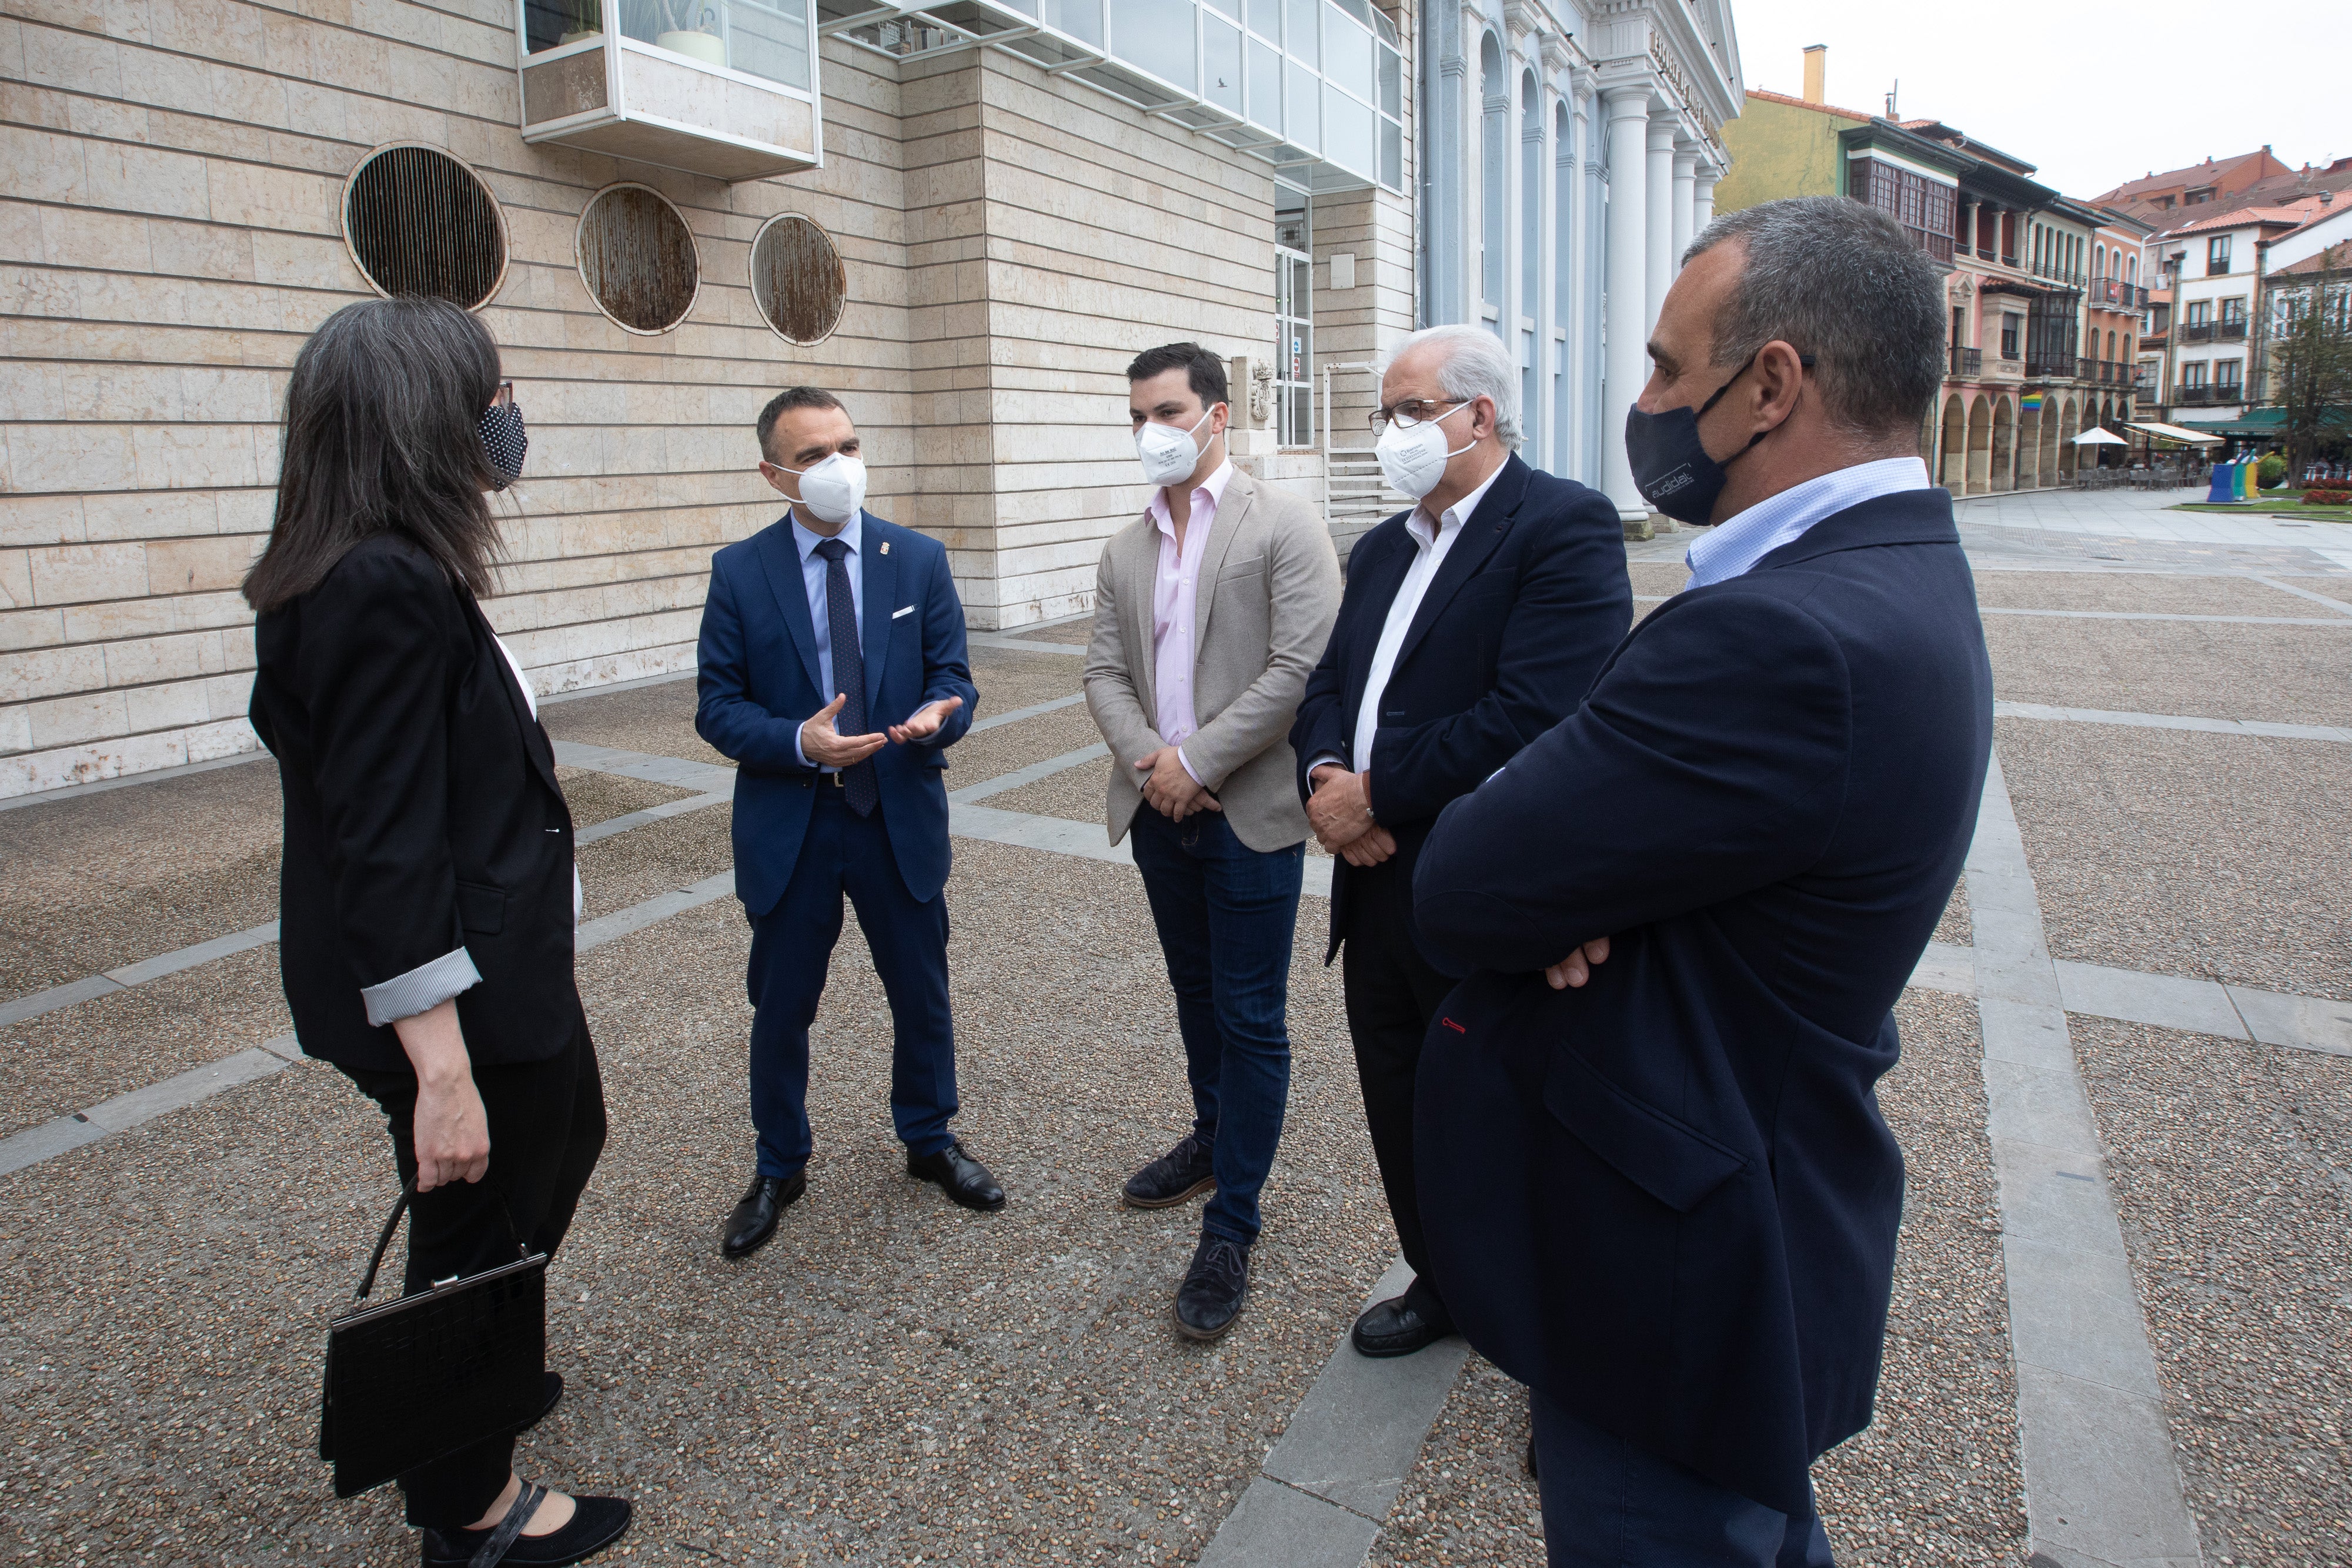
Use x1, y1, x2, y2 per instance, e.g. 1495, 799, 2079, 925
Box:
246, 296, 630, 1566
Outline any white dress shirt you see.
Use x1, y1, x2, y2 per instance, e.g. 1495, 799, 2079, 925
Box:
1309, 457, 1508, 791
1147, 458, 1232, 785
786, 507, 866, 770
1683, 456, 1931, 588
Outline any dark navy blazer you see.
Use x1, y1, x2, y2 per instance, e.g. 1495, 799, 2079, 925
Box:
694, 511, 977, 917
1410, 487, 1993, 1514
1288, 454, 1632, 960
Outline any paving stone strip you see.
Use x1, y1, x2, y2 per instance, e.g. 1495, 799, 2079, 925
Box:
1966, 753, 2204, 1568
1992, 701, 2352, 745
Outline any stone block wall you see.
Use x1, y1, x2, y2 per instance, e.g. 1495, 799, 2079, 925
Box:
0, 0, 1412, 797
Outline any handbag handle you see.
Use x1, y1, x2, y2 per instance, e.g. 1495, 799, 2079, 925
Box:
352, 1180, 529, 1302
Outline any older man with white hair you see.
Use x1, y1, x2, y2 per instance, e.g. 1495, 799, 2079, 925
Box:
1289, 323, 1632, 1359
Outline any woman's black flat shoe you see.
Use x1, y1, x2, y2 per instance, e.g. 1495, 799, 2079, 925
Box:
419, 1483, 632, 1567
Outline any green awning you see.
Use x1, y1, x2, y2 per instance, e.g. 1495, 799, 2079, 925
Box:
2179, 406, 2352, 437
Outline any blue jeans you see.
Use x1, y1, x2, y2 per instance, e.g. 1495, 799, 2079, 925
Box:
1531, 1388, 1835, 1567
745, 790, 958, 1177
1125, 805, 1305, 1246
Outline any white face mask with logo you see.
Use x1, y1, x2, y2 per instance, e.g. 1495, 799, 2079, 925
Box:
778, 451, 867, 526
1135, 404, 1222, 489
1375, 400, 1476, 500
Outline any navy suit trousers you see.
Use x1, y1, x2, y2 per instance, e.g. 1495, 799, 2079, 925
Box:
1532, 1387, 1835, 1567
746, 787, 958, 1176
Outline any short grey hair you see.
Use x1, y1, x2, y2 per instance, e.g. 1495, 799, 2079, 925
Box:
1388, 323, 1522, 449
1683, 196, 1946, 438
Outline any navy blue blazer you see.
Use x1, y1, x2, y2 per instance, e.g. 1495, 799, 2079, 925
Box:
1409, 487, 1993, 1514
1288, 454, 1631, 960
694, 511, 977, 916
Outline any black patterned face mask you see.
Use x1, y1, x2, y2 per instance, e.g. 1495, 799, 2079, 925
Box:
479, 386, 527, 490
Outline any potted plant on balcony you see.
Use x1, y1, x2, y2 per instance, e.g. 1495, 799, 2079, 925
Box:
650, 0, 726, 67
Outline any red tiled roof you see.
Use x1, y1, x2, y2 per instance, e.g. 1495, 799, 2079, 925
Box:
1745, 86, 1870, 123
2093, 149, 2281, 205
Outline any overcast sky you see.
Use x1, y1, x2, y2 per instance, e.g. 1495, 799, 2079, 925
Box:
1729, 0, 2348, 200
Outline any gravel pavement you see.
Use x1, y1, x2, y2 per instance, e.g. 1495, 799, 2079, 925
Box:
1997, 718, 2352, 1001
1983, 617, 2352, 728
1973, 572, 2324, 617
2072, 1015, 2352, 1567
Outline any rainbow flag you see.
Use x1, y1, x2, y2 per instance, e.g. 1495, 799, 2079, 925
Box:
2020, 392, 2045, 413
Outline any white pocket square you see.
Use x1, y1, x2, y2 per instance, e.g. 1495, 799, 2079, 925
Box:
893, 604, 916, 620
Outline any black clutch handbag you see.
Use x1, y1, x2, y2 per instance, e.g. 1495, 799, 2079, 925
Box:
319, 1182, 549, 1499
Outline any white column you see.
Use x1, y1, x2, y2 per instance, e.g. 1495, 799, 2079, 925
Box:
1643, 112, 1675, 334
1535, 84, 1558, 473
1566, 78, 1591, 482
1602, 86, 1653, 521
1692, 165, 1717, 238
1671, 143, 1698, 273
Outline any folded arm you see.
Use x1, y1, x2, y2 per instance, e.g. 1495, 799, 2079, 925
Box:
1412, 591, 1851, 977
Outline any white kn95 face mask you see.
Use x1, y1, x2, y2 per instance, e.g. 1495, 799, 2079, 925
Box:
780, 451, 867, 526
1375, 400, 1476, 500
1135, 405, 1221, 489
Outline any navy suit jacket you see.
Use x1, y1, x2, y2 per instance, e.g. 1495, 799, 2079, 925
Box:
694, 511, 977, 917
1288, 454, 1631, 961
1408, 487, 1993, 1514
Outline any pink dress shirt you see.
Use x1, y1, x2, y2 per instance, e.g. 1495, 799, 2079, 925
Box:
1147, 458, 1234, 784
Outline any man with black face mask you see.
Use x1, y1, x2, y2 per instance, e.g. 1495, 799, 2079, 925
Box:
1409, 196, 1994, 1564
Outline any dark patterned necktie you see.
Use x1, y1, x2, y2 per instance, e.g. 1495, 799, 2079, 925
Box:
813, 537, 878, 817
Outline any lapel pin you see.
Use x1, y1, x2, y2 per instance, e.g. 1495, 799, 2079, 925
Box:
880, 541, 890, 555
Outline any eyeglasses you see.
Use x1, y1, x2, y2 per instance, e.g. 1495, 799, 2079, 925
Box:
1368, 397, 1466, 436
489, 381, 513, 409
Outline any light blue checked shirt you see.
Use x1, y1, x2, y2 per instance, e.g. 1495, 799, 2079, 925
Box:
1682, 456, 1932, 589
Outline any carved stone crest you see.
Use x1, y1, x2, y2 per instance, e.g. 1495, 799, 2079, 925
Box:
1250, 359, 1275, 425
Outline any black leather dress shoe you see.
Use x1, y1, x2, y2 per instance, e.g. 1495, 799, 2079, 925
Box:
1173, 1232, 1250, 1340
907, 1141, 1005, 1211
419, 1483, 633, 1567
1123, 1133, 1216, 1208
720, 1172, 806, 1260
1350, 1292, 1456, 1358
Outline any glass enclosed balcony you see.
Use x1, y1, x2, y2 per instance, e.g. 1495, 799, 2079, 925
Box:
818, 0, 1404, 194
516, 0, 823, 182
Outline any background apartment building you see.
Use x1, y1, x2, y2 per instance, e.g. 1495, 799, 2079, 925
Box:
1713, 48, 2138, 496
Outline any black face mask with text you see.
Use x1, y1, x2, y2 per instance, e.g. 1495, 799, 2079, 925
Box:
1622, 350, 1811, 524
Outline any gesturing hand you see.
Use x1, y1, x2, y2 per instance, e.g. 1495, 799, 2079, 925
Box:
1137, 746, 1220, 820
1307, 765, 1375, 852
801, 693, 888, 768
1544, 936, 1612, 990
888, 696, 964, 745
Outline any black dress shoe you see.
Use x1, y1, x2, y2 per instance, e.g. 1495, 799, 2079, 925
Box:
1123, 1133, 1216, 1208
907, 1141, 1005, 1211
720, 1172, 806, 1259
419, 1483, 633, 1567
1350, 1292, 1456, 1358
1174, 1232, 1250, 1340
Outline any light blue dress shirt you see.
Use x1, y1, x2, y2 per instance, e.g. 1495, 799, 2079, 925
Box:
790, 507, 864, 770
1682, 456, 1932, 589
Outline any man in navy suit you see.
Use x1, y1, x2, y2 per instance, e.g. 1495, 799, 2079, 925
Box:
1411, 197, 1994, 1564
1288, 325, 1632, 1360
696, 387, 998, 1262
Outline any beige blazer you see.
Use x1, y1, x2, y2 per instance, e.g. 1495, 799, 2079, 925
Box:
1083, 468, 1342, 851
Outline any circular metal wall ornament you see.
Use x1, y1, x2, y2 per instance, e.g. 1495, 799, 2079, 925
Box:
340, 143, 509, 310
747, 213, 847, 346
576, 182, 701, 335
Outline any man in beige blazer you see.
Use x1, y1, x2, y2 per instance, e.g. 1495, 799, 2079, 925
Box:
1083, 342, 1342, 1341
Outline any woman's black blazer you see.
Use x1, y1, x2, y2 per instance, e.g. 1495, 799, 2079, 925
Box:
249, 534, 577, 1074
